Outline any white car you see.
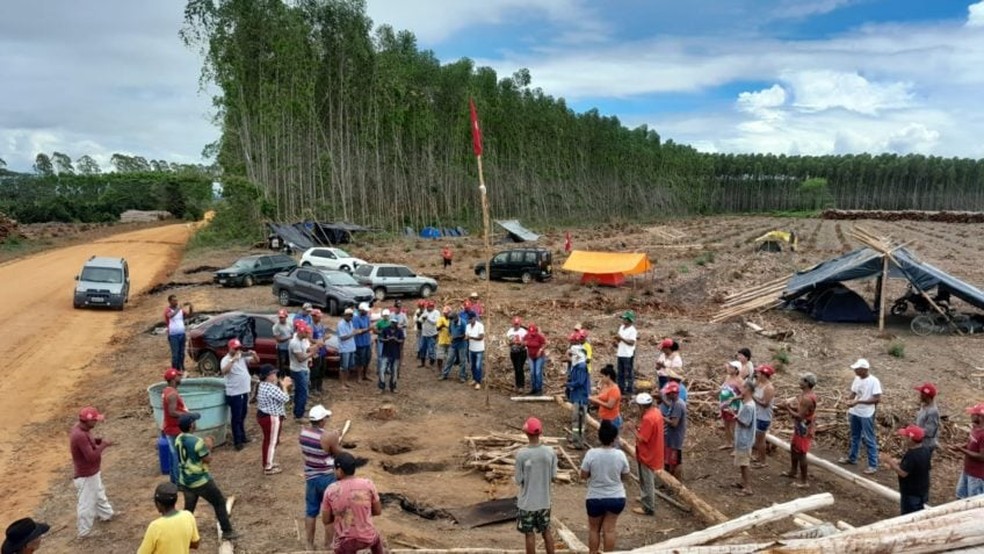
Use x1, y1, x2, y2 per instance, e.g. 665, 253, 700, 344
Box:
299, 247, 366, 273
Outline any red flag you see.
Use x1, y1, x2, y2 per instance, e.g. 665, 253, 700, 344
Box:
469, 98, 483, 157
564, 231, 572, 254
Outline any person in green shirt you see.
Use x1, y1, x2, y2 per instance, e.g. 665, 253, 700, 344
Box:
175, 413, 239, 540
138, 482, 200, 554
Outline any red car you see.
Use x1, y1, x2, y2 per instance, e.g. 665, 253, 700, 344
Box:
187, 311, 340, 375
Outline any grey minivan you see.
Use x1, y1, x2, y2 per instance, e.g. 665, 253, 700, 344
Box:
74, 256, 130, 309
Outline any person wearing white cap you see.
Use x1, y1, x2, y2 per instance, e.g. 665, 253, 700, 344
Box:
623, 393, 663, 516
300, 404, 344, 550
838, 359, 882, 474
354, 302, 374, 381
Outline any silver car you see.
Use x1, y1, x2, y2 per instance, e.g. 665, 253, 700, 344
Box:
74, 256, 130, 310
353, 263, 437, 301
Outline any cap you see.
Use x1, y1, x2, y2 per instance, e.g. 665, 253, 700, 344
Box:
659, 338, 674, 349
801, 372, 818, 387
512, 317, 522, 325
966, 403, 984, 416
442, 306, 451, 315
343, 308, 354, 315
522, 417, 543, 436
897, 424, 925, 442
528, 324, 538, 334
335, 451, 359, 475
278, 309, 288, 318
381, 309, 391, 317
177, 412, 201, 431
228, 338, 242, 350
79, 406, 104, 422
259, 364, 278, 379
425, 301, 435, 309
308, 404, 332, 422
755, 364, 776, 377
358, 302, 370, 312
296, 322, 311, 334
851, 358, 870, 370
154, 482, 180, 503
568, 331, 581, 343
728, 360, 742, 371
311, 309, 322, 317
164, 368, 181, 381
914, 382, 937, 398
470, 292, 479, 298
417, 300, 426, 307
2, 518, 50, 554
294, 318, 305, 329
634, 392, 654, 405
661, 382, 680, 395
302, 302, 314, 311
622, 310, 636, 322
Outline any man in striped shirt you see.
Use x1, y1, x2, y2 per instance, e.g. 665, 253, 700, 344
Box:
256, 364, 292, 476
300, 404, 344, 551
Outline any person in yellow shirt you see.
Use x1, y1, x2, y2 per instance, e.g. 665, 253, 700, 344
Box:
138, 482, 201, 554
575, 324, 593, 373
436, 307, 452, 372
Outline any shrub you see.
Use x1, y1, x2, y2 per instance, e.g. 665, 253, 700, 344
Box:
888, 340, 905, 359
772, 347, 791, 367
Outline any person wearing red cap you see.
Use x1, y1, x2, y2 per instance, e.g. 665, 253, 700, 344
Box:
655, 339, 682, 391
885, 425, 931, 514
221, 338, 258, 451
914, 382, 940, 457
659, 381, 687, 479
273, 309, 293, 378
162, 368, 190, 485
950, 402, 984, 499
523, 324, 548, 395
69, 406, 115, 537
514, 417, 557, 554
751, 365, 776, 469
507, 317, 529, 392
290, 322, 323, 421
784, 373, 817, 488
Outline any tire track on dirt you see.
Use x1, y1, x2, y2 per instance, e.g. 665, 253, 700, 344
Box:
0, 224, 192, 520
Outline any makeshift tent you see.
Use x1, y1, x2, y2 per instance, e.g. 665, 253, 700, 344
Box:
495, 220, 539, 242
754, 230, 798, 252
562, 250, 652, 287
793, 284, 876, 323
419, 227, 441, 239
267, 221, 369, 248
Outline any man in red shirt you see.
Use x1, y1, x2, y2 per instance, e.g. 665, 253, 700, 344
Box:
69, 406, 115, 537
624, 392, 664, 516
950, 402, 984, 498
441, 245, 453, 270
523, 325, 548, 395
162, 368, 189, 484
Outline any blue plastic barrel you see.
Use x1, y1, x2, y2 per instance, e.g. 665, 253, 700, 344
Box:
148, 377, 229, 447
157, 434, 171, 475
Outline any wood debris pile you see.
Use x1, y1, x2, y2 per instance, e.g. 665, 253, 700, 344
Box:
119, 209, 172, 223
822, 208, 984, 223
711, 275, 792, 323
464, 433, 580, 484
0, 211, 23, 242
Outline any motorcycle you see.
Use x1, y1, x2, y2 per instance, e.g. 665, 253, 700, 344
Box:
890, 285, 950, 316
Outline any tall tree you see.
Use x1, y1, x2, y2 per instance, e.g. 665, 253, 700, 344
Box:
51, 152, 75, 175
76, 155, 101, 175
33, 153, 54, 177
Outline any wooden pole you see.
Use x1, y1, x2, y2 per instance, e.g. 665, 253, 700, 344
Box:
878, 255, 888, 331
477, 154, 493, 407
555, 396, 728, 525
632, 493, 833, 551
552, 517, 589, 552
764, 434, 901, 503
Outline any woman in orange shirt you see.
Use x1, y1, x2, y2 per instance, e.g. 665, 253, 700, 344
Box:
590, 365, 623, 429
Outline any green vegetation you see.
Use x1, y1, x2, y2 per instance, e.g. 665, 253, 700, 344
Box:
887, 339, 906, 359
694, 251, 716, 266
189, 176, 271, 249
772, 347, 791, 367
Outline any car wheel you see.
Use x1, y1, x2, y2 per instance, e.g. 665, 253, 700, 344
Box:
197, 351, 220, 375
302, 262, 312, 267
477, 268, 488, 280
278, 289, 291, 306
340, 265, 351, 273
328, 298, 339, 316
419, 285, 433, 298
73, 300, 82, 309
243, 275, 254, 287
374, 287, 387, 301
520, 271, 533, 284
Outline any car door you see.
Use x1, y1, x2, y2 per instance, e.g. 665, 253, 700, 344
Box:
397, 266, 418, 293
294, 268, 317, 303
490, 253, 509, 280
307, 271, 331, 308
257, 256, 274, 281
251, 317, 276, 369
375, 266, 397, 292
316, 249, 339, 270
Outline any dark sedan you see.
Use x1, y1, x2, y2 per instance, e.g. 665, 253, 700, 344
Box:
187, 311, 339, 375
214, 254, 297, 287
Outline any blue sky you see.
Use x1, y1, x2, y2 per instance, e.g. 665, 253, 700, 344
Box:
1, 1, 983, 171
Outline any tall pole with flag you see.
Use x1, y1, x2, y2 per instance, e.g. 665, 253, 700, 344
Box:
470, 97, 493, 406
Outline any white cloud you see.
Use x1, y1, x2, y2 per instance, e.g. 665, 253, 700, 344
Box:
737, 84, 787, 120
773, 0, 855, 19
969, 1, 984, 27
783, 70, 914, 115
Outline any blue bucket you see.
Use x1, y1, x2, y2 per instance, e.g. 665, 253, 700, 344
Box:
148, 377, 229, 447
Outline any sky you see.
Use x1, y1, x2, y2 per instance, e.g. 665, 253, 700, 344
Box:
2, 0, 983, 172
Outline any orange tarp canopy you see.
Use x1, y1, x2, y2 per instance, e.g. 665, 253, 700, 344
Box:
562, 250, 652, 275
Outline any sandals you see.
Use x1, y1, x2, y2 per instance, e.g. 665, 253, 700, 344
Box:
734, 488, 754, 496
779, 472, 797, 479
263, 466, 283, 475
792, 482, 810, 489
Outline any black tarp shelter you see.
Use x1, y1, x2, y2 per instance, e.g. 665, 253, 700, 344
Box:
267, 221, 369, 248
494, 220, 540, 242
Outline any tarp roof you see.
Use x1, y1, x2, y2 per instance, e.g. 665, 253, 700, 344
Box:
267, 222, 315, 249
562, 250, 652, 275
494, 220, 540, 242
784, 247, 984, 311
267, 221, 370, 247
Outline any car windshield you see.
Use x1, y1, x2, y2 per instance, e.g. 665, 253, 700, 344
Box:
231, 259, 256, 268
332, 248, 352, 258
325, 272, 359, 286
80, 267, 123, 284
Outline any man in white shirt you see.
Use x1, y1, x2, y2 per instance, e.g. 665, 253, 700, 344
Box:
615, 311, 638, 395
838, 358, 882, 474
164, 294, 193, 371
289, 323, 322, 422
220, 338, 258, 451
466, 316, 486, 390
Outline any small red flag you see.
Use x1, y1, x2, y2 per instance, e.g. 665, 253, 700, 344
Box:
564, 231, 572, 254
469, 98, 483, 157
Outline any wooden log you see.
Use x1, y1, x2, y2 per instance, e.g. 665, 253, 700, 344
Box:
764, 434, 901, 503
832, 495, 984, 537
218, 495, 236, 554
340, 419, 351, 439
634, 493, 833, 550
552, 518, 588, 553
556, 445, 581, 477
835, 521, 854, 531
510, 396, 556, 402
555, 396, 728, 525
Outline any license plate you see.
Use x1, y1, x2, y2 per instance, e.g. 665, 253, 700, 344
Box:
219, 279, 227, 284
90, 297, 105, 303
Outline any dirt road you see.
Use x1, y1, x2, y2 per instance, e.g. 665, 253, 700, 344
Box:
0, 223, 192, 520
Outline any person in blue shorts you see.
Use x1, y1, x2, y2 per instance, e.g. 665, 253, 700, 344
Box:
579, 421, 629, 554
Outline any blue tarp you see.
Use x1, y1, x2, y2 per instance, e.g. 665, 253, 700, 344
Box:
420, 227, 441, 239
784, 247, 984, 312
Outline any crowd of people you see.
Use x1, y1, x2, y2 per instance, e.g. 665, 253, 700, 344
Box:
5, 286, 984, 554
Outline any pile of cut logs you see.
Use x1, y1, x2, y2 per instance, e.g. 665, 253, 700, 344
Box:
711, 275, 791, 323
0, 211, 22, 242
822, 208, 984, 223
464, 433, 580, 484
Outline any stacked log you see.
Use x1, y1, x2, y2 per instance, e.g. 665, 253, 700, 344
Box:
711, 275, 792, 323
464, 433, 578, 484
0, 211, 23, 242
822, 209, 984, 223
119, 210, 172, 223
